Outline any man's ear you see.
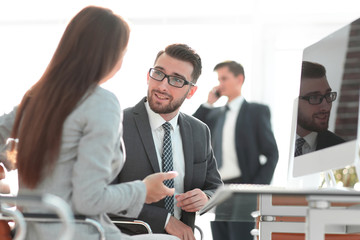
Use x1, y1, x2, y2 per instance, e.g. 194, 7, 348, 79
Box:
147, 72, 150, 84
237, 74, 245, 85
186, 85, 198, 99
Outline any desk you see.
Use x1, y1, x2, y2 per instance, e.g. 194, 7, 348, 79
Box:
200, 184, 360, 240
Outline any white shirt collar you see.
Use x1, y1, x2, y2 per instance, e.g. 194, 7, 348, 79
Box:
145, 100, 179, 131
227, 95, 244, 113
297, 132, 318, 149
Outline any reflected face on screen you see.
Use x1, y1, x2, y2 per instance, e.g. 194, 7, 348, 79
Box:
297, 76, 332, 137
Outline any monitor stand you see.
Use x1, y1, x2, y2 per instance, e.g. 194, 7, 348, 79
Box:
324, 170, 337, 188
320, 170, 356, 191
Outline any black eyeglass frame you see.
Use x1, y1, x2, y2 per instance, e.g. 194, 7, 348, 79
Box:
299, 92, 337, 105
148, 68, 195, 88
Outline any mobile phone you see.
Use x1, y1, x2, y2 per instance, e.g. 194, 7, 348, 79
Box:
215, 90, 221, 97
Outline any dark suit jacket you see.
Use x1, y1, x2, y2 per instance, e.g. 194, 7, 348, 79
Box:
316, 130, 345, 150
114, 97, 222, 233
193, 100, 279, 184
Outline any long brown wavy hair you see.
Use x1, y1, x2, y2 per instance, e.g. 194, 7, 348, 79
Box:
10, 6, 130, 188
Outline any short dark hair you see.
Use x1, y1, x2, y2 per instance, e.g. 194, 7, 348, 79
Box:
154, 44, 202, 83
301, 61, 326, 79
214, 60, 245, 80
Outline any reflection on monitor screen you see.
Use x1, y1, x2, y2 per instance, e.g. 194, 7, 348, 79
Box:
290, 18, 360, 188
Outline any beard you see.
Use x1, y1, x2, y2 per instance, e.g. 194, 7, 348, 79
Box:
147, 89, 189, 114
297, 110, 330, 132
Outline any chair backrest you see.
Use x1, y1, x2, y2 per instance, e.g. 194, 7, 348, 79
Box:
1, 205, 26, 240
111, 217, 152, 235
0, 193, 75, 240
110, 216, 204, 240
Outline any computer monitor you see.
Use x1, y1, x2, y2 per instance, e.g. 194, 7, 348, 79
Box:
288, 18, 360, 188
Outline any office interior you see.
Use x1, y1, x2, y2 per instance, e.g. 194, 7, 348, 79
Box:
1, 0, 360, 239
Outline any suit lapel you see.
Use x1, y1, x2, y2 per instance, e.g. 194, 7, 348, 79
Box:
235, 101, 249, 161
133, 98, 161, 173
178, 113, 194, 192
236, 100, 248, 135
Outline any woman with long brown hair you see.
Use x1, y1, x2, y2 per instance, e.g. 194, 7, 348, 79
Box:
0, 6, 178, 240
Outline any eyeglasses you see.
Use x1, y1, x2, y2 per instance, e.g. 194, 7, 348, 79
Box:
299, 92, 337, 105
149, 68, 195, 88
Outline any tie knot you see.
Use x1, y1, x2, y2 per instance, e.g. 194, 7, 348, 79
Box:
162, 122, 172, 133
296, 137, 305, 146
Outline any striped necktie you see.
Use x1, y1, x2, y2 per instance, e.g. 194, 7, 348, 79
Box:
295, 137, 306, 157
162, 122, 174, 215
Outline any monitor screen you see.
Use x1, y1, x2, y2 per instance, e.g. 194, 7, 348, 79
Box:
289, 18, 360, 187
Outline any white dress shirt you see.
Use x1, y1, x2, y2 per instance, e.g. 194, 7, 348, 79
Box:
219, 96, 244, 180
145, 102, 185, 223
296, 132, 318, 155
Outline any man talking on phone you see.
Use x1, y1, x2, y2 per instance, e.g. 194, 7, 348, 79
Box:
193, 60, 278, 240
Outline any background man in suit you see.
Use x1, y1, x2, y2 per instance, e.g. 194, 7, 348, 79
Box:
193, 60, 278, 240
113, 43, 222, 240
295, 61, 345, 157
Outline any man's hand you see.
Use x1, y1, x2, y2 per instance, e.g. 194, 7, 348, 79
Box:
165, 216, 195, 240
143, 171, 178, 204
207, 86, 221, 105
175, 188, 208, 212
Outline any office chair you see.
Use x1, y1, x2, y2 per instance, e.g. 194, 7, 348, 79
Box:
0, 193, 106, 240
111, 216, 204, 240
0, 193, 75, 240
0, 204, 26, 240
16, 213, 106, 240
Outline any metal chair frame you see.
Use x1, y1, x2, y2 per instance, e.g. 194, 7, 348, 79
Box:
0, 193, 105, 240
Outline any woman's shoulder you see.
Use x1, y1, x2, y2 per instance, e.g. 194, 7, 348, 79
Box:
92, 86, 119, 101
70, 86, 121, 124
82, 86, 120, 109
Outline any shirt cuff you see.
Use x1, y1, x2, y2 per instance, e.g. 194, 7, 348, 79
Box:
202, 103, 214, 108
164, 213, 171, 229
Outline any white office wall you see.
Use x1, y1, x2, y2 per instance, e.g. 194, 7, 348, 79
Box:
1, 0, 360, 187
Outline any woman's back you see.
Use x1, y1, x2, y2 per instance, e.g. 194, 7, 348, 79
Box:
20, 87, 147, 240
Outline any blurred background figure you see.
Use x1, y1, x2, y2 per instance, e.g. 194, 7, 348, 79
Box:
193, 60, 278, 240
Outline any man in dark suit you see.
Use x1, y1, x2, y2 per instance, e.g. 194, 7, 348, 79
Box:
193, 60, 279, 240
113, 44, 222, 240
295, 61, 345, 156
